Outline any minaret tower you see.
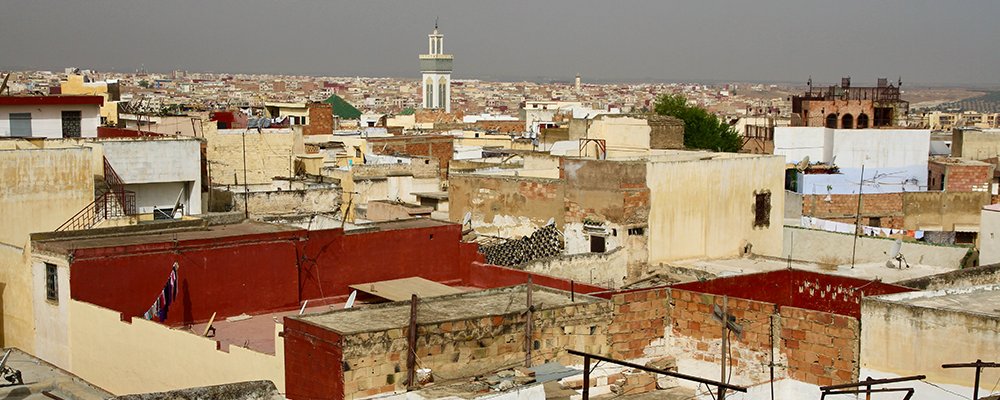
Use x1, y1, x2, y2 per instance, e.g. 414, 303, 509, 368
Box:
419, 20, 453, 113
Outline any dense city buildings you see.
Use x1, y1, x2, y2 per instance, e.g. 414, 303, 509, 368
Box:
2, 5, 1000, 400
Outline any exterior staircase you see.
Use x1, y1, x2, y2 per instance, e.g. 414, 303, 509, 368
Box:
56, 157, 137, 231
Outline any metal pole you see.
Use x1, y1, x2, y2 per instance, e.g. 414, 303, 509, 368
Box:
720, 295, 728, 400
406, 294, 419, 391
525, 276, 533, 368
242, 130, 249, 219
974, 362, 982, 400
851, 164, 865, 268
582, 355, 591, 400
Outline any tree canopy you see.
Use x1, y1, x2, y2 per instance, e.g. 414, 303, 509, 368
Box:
654, 94, 741, 152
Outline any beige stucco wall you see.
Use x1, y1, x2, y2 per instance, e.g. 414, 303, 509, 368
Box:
981, 208, 1000, 265
205, 124, 305, 185
0, 146, 94, 349
953, 129, 1000, 160
586, 116, 652, 158
61, 75, 117, 125
646, 154, 785, 263
69, 300, 284, 395
861, 291, 1000, 387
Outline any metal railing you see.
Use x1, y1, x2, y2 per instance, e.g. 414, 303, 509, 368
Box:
55, 157, 137, 232
56, 190, 136, 231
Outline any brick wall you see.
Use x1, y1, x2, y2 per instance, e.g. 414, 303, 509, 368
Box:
803, 193, 904, 228
608, 288, 670, 359
780, 306, 859, 385
304, 102, 333, 135
668, 289, 861, 387
367, 135, 454, 180
946, 163, 993, 192
670, 289, 778, 384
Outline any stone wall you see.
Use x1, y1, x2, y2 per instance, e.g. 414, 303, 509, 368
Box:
903, 191, 990, 231
337, 292, 611, 399
648, 115, 685, 150
233, 187, 342, 218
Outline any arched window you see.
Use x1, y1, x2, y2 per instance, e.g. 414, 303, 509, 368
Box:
826, 113, 838, 128
842, 113, 854, 129
424, 77, 433, 108
857, 113, 869, 129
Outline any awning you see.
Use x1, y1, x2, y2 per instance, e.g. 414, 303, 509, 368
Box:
349, 277, 463, 302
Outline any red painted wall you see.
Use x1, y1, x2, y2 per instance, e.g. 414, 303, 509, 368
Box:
463, 262, 608, 298
671, 269, 912, 318
283, 317, 344, 400
69, 231, 303, 325
298, 224, 466, 301
96, 127, 165, 138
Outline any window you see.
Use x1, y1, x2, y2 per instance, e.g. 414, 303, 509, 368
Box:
857, 113, 870, 129
754, 191, 771, 228
62, 110, 82, 138
9, 113, 32, 137
45, 263, 58, 302
590, 235, 606, 253
841, 113, 854, 129
825, 113, 838, 128
956, 231, 977, 245
355, 148, 362, 158
628, 227, 644, 236
868, 217, 881, 228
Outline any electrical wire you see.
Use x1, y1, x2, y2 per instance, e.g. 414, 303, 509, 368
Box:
922, 380, 971, 400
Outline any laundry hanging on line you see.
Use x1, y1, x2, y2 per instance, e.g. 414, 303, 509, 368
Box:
143, 262, 179, 322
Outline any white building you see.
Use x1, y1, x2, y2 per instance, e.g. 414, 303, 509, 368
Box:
0, 95, 102, 138
100, 138, 203, 216
774, 127, 931, 194
418, 24, 453, 113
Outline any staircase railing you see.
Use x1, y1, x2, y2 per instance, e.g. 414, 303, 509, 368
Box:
56, 190, 136, 231
55, 157, 137, 232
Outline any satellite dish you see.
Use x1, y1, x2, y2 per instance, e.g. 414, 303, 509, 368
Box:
462, 212, 472, 226
546, 217, 555, 226
345, 290, 358, 309
889, 239, 902, 259
796, 155, 810, 172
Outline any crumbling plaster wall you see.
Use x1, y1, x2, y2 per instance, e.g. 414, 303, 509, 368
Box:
782, 226, 969, 268
0, 146, 94, 350
448, 174, 565, 238
646, 155, 786, 263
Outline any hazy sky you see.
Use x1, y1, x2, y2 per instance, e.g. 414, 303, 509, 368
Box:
2, 0, 998, 86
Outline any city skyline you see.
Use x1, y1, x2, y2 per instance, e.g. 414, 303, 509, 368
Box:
2, 0, 1000, 86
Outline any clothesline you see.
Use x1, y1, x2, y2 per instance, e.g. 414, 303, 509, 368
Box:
800, 216, 925, 239
142, 262, 179, 322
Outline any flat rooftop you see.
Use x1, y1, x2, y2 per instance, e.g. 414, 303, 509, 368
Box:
33, 221, 300, 255
0, 348, 110, 399
870, 284, 1000, 318
347, 218, 455, 234
671, 257, 954, 284
294, 285, 596, 335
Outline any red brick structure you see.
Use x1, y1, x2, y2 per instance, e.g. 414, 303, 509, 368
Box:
791, 78, 908, 128
803, 192, 904, 228
367, 135, 454, 179
304, 102, 334, 135
928, 157, 994, 192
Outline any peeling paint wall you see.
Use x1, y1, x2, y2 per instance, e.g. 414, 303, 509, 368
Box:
205, 124, 304, 185
0, 146, 93, 349
646, 155, 786, 262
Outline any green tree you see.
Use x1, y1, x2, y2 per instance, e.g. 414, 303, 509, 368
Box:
654, 94, 741, 152
137, 80, 150, 89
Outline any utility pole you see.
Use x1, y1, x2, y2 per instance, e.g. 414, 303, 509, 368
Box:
525, 276, 534, 368
719, 295, 728, 400
406, 294, 420, 391
942, 360, 1000, 400
851, 164, 865, 268
242, 129, 249, 219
